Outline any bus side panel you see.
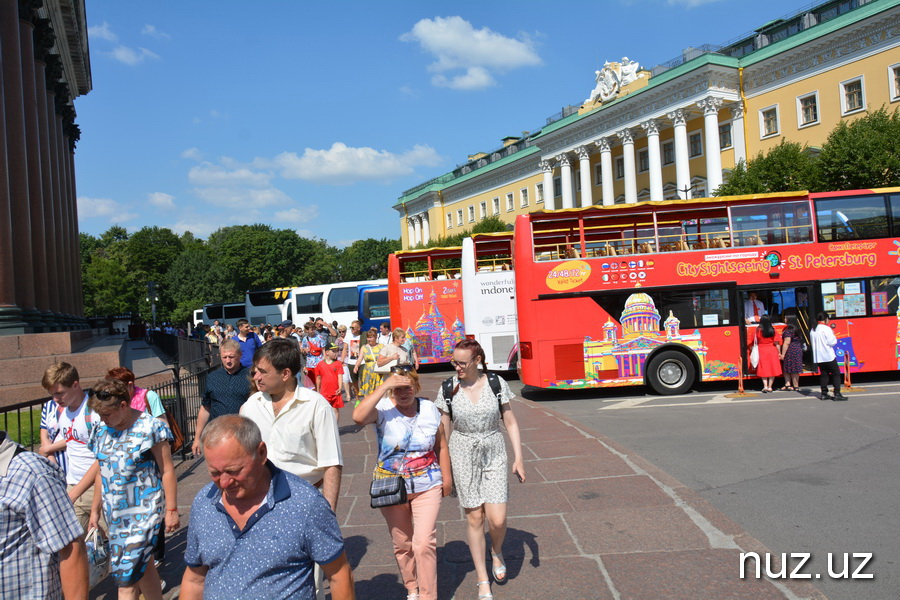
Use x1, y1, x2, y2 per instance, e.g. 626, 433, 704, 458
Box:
514, 215, 543, 386
392, 277, 464, 365
465, 271, 517, 370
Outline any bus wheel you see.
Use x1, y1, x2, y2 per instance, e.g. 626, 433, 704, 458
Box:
646, 350, 695, 395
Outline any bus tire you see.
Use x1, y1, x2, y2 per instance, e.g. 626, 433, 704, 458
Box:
646, 350, 695, 395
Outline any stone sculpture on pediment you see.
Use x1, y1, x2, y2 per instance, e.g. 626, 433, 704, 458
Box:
585, 57, 647, 105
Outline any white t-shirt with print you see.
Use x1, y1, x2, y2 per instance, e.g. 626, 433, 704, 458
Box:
56, 393, 99, 485
345, 332, 360, 365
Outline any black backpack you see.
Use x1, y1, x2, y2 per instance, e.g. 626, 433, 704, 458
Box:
441, 372, 503, 420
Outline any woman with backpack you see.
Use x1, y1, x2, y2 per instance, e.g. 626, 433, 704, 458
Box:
434, 339, 525, 600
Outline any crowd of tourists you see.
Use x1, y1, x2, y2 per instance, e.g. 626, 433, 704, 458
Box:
0, 318, 525, 600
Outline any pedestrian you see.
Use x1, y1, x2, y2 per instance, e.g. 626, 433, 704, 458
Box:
754, 315, 782, 393
352, 367, 450, 600
301, 322, 328, 374
810, 312, 846, 400
0, 431, 89, 599
192, 340, 250, 457
356, 328, 384, 399
38, 395, 67, 471
180, 415, 355, 600
223, 324, 236, 339
434, 339, 525, 600
315, 343, 345, 420
377, 322, 392, 346
342, 321, 362, 400
235, 319, 263, 369
85, 378, 179, 598
105, 366, 168, 422
377, 328, 412, 370
779, 315, 804, 391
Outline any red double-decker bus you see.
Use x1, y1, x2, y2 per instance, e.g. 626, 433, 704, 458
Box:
514, 187, 900, 394
388, 246, 466, 365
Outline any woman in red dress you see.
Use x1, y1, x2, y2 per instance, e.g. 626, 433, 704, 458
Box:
756, 315, 783, 392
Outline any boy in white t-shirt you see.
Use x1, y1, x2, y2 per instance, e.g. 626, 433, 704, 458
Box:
41, 362, 102, 533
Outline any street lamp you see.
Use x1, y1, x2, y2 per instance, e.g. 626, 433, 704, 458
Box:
147, 281, 159, 328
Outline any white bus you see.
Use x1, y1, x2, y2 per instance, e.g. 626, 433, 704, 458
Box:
245, 287, 293, 326
461, 233, 518, 371
195, 301, 247, 327
281, 279, 388, 327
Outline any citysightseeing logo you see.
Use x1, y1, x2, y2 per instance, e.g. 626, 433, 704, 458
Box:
546, 260, 592, 291
676, 257, 772, 277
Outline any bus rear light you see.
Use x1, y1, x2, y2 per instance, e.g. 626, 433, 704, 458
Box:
520, 342, 533, 360
466, 334, 475, 340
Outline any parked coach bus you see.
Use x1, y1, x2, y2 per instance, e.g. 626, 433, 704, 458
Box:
245, 287, 292, 326
359, 284, 390, 332
461, 233, 518, 371
280, 279, 388, 327
388, 246, 464, 365
514, 187, 900, 394
195, 302, 246, 328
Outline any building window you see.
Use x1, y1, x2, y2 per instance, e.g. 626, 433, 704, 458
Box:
553, 176, 562, 197
719, 124, 732, 149
520, 188, 529, 207
797, 92, 819, 127
594, 163, 602, 185
457, 209, 463, 227
689, 132, 703, 158
479, 201, 486, 220
506, 193, 514, 212
891, 64, 900, 101
662, 141, 675, 165
446, 214, 452, 229
492, 197, 500, 215
841, 77, 864, 114
468, 205, 475, 222
638, 149, 649, 173
536, 183, 544, 203
615, 157, 624, 179
760, 105, 779, 138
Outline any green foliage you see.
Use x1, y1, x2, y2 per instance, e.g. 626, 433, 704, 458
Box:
423, 215, 509, 249
815, 106, 900, 191
715, 140, 817, 196
338, 238, 402, 280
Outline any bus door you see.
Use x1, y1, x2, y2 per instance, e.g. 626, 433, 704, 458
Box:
739, 284, 815, 370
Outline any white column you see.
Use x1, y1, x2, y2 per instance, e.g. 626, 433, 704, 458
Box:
421, 212, 430, 244
558, 154, 574, 209
730, 103, 746, 166
617, 129, 637, 204
641, 119, 663, 202
407, 219, 415, 248
540, 160, 555, 210
576, 146, 593, 207
667, 108, 692, 199
413, 216, 422, 246
596, 137, 614, 206
698, 97, 724, 194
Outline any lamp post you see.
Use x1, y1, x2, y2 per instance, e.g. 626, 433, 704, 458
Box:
147, 281, 159, 328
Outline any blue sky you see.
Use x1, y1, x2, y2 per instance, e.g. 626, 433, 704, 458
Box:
75, 0, 797, 247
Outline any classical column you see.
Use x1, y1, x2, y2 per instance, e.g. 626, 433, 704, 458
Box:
641, 119, 664, 202
1, 1, 39, 326
730, 103, 746, 166
407, 218, 415, 248
576, 146, 593, 207
54, 93, 74, 321
558, 154, 573, 209
414, 216, 423, 246
698, 97, 724, 194
617, 129, 637, 204
667, 108, 692, 199
42, 57, 62, 321
68, 144, 84, 319
421, 212, 430, 245
20, 15, 48, 327
595, 137, 614, 206
540, 160, 555, 210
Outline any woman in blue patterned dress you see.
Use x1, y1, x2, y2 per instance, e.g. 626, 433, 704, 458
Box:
87, 379, 179, 599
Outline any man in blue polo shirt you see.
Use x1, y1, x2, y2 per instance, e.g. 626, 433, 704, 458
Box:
235, 319, 263, 369
180, 415, 355, 600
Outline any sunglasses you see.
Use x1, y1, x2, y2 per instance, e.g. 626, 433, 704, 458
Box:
94, 390, 122, 401
390, 365, 414, 375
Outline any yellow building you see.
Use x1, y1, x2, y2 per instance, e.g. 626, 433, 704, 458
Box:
394, 0, 900, 249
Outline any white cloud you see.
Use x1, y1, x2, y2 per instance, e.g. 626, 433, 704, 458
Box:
269, 143, 442, 184
141, 24, 171, 40
88, 21, 118, 42
109, 46, 160, 66
275, 206, 319, 224
401, 17, 541, 90
77, 196, 138, 223
181, 147, 204, 161
148, 192, 175, 209
187, 163, 272, 187
192, 186, 292, 208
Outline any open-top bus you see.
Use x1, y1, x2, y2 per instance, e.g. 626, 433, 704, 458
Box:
461, 232, 518, 370
514, 187, 900, 394
388, 247, 465, 365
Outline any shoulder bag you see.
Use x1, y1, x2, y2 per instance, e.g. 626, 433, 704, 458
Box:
370, 400, 419, 508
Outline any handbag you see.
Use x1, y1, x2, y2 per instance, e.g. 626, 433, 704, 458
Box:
85, 527, 110, 589
749, 334, 760, 369
374, 358, 398, 374
369, 475, 407, 508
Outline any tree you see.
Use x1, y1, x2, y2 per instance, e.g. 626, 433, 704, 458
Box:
165, 245, 231, 324
815, 106, 900, 191
338, 238, 402, 281
124, 226, 184, 283
715, 140, 817, 196
424, 215, 510, 249
82, 254, 140, 316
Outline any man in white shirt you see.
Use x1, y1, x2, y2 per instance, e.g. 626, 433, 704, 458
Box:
342, 320, 361, 399
744, 291, 767, 324
810, 313, 846, 401
377, 322, 392, 346
40, 363, 102, 533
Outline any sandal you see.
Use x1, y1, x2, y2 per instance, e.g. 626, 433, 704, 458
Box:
490, 551, 507, 583
477, 580, 493, 599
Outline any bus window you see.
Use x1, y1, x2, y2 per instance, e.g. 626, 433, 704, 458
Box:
869, 277, 900, 316
820, 280, 867, 318
295, 292, 323, 316
328, 287, 359, 313
223, 304, 246, 320
363, 289, 389, 318
815, 195, 888, 241
206, 305, 224, 320
592, 287, 732, 329
731, 201, 810, 245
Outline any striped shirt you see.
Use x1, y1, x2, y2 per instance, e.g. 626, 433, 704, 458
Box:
39, 400, 68, 474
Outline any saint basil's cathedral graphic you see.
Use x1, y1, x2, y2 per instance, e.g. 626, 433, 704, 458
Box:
406, 291, 465, 363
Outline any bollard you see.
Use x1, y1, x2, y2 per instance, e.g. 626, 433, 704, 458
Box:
725, 357, 757, 398
841, 351, 864, 392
